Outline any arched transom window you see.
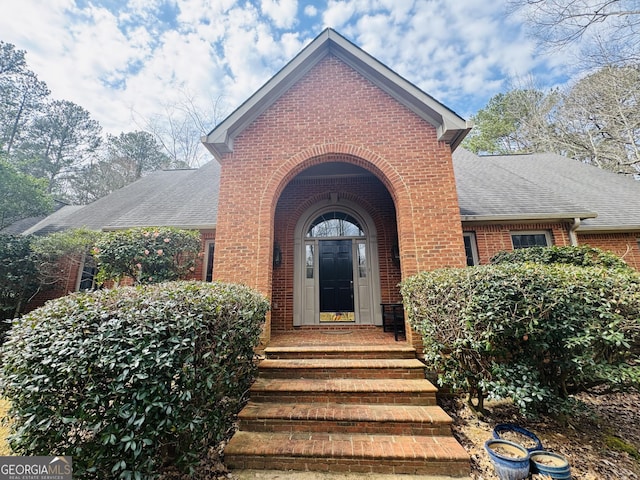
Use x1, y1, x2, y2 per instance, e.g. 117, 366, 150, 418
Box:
306, 211, 364, 238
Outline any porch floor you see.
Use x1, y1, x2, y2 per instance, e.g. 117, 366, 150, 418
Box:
268, 326, 405, 347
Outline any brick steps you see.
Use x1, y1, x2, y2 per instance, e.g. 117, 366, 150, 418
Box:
225, 431, 470, 476
238, 402, 453, 435
226, 342, 470, 477
265, 344, 417, 359
258, 358, 427, 379
249, 378, 438, 405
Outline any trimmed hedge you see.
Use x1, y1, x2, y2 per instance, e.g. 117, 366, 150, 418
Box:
491, 244, 630, 269
93, 227, 201, 285
0, 281, 269, 479
402, 263, 640, 416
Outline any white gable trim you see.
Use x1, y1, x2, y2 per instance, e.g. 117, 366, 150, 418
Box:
202, 29, 471, 159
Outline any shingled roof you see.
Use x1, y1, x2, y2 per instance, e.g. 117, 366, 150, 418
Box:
14, 150, 640, 236
453, 149, 640, 232
21, 161, 220, 235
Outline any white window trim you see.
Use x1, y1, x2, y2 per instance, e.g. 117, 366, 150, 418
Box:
203, 240, 215, 281
463, 232, 479, 266
76, 253, 97, 291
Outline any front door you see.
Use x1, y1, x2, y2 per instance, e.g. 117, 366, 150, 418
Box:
319, 239, 354, 322
294, 205, 382, 327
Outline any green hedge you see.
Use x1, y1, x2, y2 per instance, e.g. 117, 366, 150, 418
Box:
490, 244, 630, 269
0, 281, 269, 479
93, 227, 201, 285
0, 235, 38, 325
402, 263, 640, 416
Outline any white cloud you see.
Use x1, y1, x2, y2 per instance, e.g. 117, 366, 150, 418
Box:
304, 4, 318, 17
0, 0, 581, 140
260, 0, 299, 29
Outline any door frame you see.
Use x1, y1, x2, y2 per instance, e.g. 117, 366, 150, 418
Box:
293, 199, 382, 326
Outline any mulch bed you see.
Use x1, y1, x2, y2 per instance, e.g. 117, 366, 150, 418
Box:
442, 387, 640, 479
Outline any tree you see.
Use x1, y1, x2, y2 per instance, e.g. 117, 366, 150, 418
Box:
463, 88, 560, 155
464, 66, 640, 175
0, 41, 26, 76
133, 91, 228, 168
0, 157, 52, 230
0, 42, 50, 156
17, 100, 102, 195
509, 0, 640, 67
68, 131, 172, 204
554, 65, 640, 174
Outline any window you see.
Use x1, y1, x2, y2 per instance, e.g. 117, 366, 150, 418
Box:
357, 242, 367, 277
204, 241, 215, 282
77, 255, 97, 291
463, 232, 479, 266
306, 212, 364, 238
511, 232, 551, 249
305, 244, 314, 279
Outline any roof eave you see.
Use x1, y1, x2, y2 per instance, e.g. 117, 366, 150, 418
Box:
577, 224, 640, 233
103, 224, 217, 231
461, 212, 598, 223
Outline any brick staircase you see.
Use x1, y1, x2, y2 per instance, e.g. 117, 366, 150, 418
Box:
224, 341, 470, 476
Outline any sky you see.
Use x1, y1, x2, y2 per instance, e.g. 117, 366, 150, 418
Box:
0, 0, 578, 137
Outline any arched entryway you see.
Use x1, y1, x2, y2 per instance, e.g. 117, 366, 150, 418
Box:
293, 200, 382, 326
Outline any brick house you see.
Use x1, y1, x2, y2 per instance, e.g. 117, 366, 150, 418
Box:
19, 28, 640, 347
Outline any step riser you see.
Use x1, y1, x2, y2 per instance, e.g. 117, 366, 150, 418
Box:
226, 454, 470, 476
259, 368, 425, 379
249, 391, 437, 405
239, 419, 452, 436
266, 351, 416, 360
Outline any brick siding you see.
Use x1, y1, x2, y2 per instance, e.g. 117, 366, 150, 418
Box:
212, 54, 466, 301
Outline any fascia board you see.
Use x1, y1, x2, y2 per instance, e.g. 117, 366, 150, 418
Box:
576, 224, 640, 233
202, 32, 331, 159
461, 212, 598, 223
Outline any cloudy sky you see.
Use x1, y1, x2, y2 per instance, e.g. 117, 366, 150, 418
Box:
0, 0, 576, 136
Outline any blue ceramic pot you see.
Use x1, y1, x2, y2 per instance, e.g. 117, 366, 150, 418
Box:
493, 423, 544, 453
530, 450, 571, 479
484, 439, 530, 480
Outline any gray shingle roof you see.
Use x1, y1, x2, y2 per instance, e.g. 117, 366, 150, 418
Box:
22, 161, 220, 235
19, 150, 640, 236
453, 149, 640, 232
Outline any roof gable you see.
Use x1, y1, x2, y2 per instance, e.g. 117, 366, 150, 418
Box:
202, 29, 471, 159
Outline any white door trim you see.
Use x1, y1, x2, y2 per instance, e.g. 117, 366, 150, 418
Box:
293, 197, 381, 326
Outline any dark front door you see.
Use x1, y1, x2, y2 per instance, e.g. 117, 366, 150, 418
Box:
319, 240, 354, 317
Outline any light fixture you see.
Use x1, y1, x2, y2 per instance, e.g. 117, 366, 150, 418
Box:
273, 243, 282, 268
392, 244, 400, 267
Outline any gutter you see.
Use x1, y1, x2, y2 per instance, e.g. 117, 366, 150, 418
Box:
460, 212, 597, 223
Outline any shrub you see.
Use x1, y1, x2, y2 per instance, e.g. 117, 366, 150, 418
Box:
402, 263, 640, 416
490, 244, 630, 270
0, 235, 38, 325
0, 281, 269, 479
30, 228, 103, 288
92, 227, 200, 285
